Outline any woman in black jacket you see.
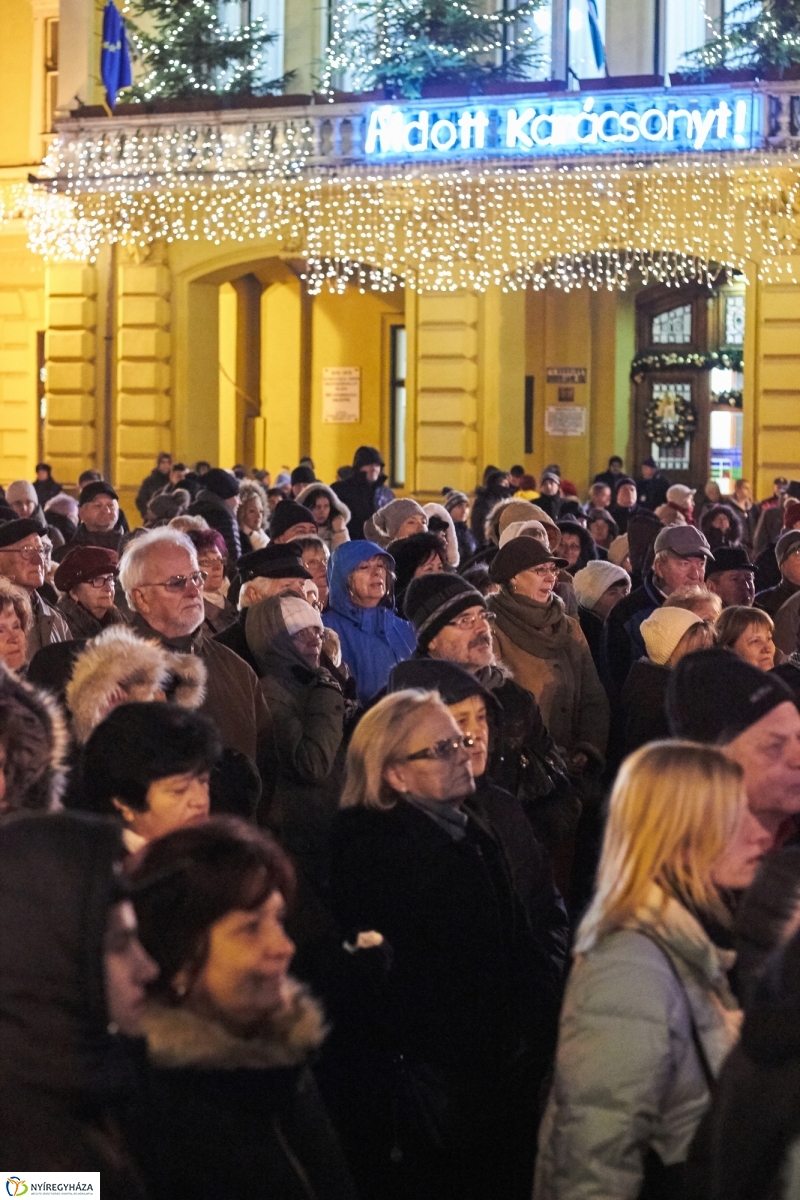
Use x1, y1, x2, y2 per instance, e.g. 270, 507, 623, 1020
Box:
328, 688, 562, 1200
128, 817, 357, 1200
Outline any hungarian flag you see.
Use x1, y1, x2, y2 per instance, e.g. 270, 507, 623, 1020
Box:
101, 0, 132, 112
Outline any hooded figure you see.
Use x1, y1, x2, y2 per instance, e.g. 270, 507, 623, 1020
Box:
0, 664, 68, 813
323, 541, 416, 704
700, 503, 745, 551
470, 469, 512, 545
187, 469, 242, 563
556, 519, 599, 575
295, 483, 352, 554
0, 811, 150, 1193
245, 596, 346, 892
65, 624, 207, 746
331, 446, 395, 540
423, 503, 460, 567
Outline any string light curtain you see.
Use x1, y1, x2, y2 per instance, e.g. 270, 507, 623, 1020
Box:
8, 123, 800, 291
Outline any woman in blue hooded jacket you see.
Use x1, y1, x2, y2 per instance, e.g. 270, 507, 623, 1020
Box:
323, 541, 416, 704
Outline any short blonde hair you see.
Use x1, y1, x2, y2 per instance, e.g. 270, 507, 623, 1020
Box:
716, 605, 774, 649
575, 741, 746, 954
0, 578, 32, 634
663, 585, 723, 620
341, 689, 447, 811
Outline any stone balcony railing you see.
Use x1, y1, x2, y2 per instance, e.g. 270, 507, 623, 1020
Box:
39, 77, 800, 194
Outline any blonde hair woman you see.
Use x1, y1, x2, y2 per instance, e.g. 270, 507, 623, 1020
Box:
716, 605, 777, 672
534, 741, 774, 1200
331, 689, 559, 1200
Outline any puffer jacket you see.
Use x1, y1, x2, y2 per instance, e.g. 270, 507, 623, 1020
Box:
322, 541, 416, 704
534, 886, 741, 1200
295, 483, 351, 554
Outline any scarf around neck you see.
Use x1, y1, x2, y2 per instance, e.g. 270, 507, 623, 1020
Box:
491, 586, 572, 657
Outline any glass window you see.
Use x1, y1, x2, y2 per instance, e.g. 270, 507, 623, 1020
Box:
652, 304, 692, 344
725, 294, 745, 345
44, 17, 58, 134
568, 0, 606, 81
665, 0, 709, 77
710, 408, 744, 491
507, 0, 553, 81
390, 325, 407, 488
650, 382, 691, 471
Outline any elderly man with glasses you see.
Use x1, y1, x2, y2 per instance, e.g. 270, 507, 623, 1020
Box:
0, 518, 71, 658
401, 572, 576, 855
118, 527, 271, 768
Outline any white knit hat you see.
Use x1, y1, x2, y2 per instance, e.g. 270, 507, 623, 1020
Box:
6, 480, 38, 507
499, 520, 549, 548
279, 595, 323, 638
640, 607, 702, 666
572, 561, 630, 611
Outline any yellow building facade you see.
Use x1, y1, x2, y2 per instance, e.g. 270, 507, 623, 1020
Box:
3, 0, 800, 520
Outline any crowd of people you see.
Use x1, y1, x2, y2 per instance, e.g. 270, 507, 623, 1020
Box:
2, 449, 800, 1199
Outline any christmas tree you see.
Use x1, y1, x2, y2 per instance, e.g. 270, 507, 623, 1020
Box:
320, 0, 547, 98
124, 0, 292, 101
681, 0, 800, 77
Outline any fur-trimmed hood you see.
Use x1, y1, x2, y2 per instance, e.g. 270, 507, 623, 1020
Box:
67, 625, 207, 744
0, 663, 69, 811
295, 482, 351, 529
423, 503, 460, 567
142, 979, 327, 1071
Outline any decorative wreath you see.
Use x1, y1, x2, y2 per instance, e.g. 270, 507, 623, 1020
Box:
631, 349, 744, 383
644, 390, 698, 448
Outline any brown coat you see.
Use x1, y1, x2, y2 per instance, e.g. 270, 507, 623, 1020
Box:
489, 593, 609, 757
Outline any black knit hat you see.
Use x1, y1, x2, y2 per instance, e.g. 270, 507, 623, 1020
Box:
705, 545, 754, 576
352, 445, 384, 470
614, 475, 638, 495
290, 465, 316, 486
237, 542, 311, 583
387, 532, 446, 596
403, 574, 485, 649
78, 481, 118, 506
666, 648, 795, 745
202, 468, 240, 500
0, 518, 46, 549
269, 500, 316, 540
489, 536, 568, 584
387, 658, 500, 718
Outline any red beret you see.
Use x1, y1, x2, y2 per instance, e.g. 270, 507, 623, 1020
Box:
784, 499, 800, 530
54, 546, 119, 594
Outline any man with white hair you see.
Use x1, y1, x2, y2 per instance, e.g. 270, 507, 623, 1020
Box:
119, 527, 270, 765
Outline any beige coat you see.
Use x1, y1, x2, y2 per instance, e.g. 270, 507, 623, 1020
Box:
490, 595, 609, 756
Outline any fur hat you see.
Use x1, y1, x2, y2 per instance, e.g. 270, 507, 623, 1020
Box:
148, 489, 191, 522
66, 626, 207, 744
640, 607, 703, 666
572, 561, 630, 612
294, 483, 351, 529
422, 503, 459, 567
365, 499, 427, 547
0, 664, 68, 811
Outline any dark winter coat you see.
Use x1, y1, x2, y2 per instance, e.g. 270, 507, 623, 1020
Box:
469, 474, 512, 545
187, 488, 242, 563
602, 571, 664, 701
331, 471, 394, 541
700, 503, 744, 551
754, 540, 783, 593
727, 497, 761, 550
201, 595, 237, 636
610, 501, 653, 536
322, 541, 416, 704
34, 475, 62, 507
135, 467, 170, 519
577, 605, 604, 675
57, 593, 127, 640
0, 812, 148, 1197
52, 523, 125, 563
755, 576, 799, 617
131, 614, 271, 765
621, 656, 671, 754
246, 597, 345, 891
635, 470, 670, 510
684, 929, 800, 1200
132, 985, 356, 1200
329, 797, 562, 1200
453, 519, 477, 562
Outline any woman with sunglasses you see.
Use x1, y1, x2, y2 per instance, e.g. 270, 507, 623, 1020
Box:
488, 537, 609, 766
327, 689, 550, 1200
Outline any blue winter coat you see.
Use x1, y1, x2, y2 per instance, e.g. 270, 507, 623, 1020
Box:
323, 541, 416, 704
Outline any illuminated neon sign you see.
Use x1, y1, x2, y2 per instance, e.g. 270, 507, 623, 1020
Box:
364, 87, 760, 161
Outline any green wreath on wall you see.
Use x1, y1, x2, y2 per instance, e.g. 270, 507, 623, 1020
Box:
644, 391, 698, 448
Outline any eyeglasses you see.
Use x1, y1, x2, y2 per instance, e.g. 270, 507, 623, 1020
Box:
529, 565, 559, 578
86, 573, 117, 589
403, 735, 475, 763
447, 610, 495, 631
140, 571, 207, 592
2, 546, 45, 561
